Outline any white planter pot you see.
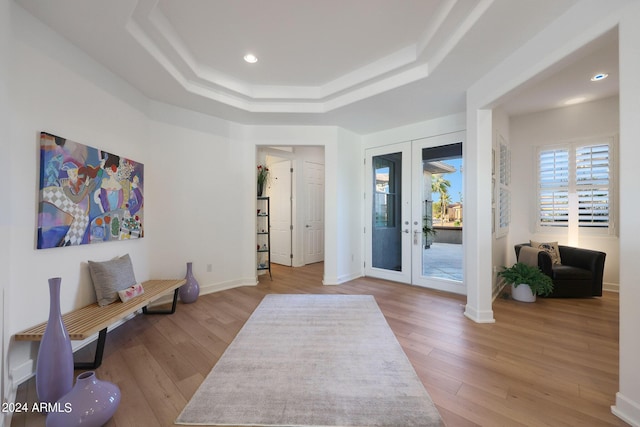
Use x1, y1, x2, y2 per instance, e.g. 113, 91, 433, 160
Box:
511, 283, 536, 302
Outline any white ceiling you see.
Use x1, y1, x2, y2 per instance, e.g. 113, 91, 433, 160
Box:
15, 0, 618, 134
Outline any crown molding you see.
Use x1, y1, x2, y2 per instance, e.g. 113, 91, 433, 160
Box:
126, 0, 488, 113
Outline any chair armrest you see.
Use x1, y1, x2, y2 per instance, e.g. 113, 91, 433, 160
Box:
558, 245, 606, 296
537, 251, 554, 277
514, 243, 528, 258
559, 246, 606, 272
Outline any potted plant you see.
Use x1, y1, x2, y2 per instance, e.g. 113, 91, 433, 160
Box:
497, 262, 554, 302
257, 164, 269, 196
422, 215, 436, 249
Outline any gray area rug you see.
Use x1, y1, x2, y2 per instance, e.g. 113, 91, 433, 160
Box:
176, 294, 444, 426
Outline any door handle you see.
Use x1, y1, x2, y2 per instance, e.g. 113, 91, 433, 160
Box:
413, 229, 421, 245
402, 229, 410, 234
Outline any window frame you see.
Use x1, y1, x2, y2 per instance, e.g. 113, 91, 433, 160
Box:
536, 135, 617, 236
494, 134, 510, 238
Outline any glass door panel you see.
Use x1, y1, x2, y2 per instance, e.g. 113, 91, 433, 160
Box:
365, 143, 411, 283
411, 133, 465, 294
372, 154, 401, 270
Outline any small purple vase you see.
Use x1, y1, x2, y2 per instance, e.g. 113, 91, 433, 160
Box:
179, 262, 200, 303
46, 371, 121, 427
36, 277, 74, 405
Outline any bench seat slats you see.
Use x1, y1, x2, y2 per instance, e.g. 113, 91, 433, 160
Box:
14, 279, 186, 341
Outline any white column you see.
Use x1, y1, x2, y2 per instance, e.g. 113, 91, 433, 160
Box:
612, 2, 640, 425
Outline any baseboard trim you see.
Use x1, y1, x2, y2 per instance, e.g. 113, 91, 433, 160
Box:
612, 392, 640, 427
149, 277, 256, 307
323, 271, 362, 285
493, 281, 507, 301
603, 282, 619, 293
464, 304, 496, 323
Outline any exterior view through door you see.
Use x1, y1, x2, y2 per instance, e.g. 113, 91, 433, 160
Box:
365, 132, 465, 295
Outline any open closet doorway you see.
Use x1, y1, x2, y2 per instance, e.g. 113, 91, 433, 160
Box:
259, 146, 325, 267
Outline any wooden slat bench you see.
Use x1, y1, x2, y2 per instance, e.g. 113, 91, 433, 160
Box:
15, 279, 186, 369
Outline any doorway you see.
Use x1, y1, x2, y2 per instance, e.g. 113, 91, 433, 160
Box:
365, 132, 465, 294
260, 147, 325, 267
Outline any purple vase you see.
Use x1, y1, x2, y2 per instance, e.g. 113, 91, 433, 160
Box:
179, 262, 200, 303
36, 277, 74, 405
46, 371, 121, 427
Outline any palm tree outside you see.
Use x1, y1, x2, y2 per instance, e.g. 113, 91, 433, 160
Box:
431, 175, 451, 225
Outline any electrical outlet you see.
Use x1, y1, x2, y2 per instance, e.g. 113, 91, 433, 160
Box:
207, 264, 212, 272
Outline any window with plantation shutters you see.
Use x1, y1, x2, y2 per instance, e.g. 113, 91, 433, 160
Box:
576, 144, 610, 227
539, 148, 569, 227
497, 138, 510, 232
537, 137, 614, 232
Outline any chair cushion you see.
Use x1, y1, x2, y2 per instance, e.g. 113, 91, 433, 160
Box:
552, 264, 592, 281
531, 240, 562, 265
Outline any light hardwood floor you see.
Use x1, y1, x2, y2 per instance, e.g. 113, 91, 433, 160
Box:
12, 262, 626, 426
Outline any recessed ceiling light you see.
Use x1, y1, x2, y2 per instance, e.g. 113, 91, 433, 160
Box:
590, 73, 608, 81
243, 53, 258, 64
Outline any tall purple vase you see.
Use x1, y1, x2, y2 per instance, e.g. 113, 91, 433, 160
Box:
36, 277, 74, 405
179, 262, 200, 303
46, 371, 121, 427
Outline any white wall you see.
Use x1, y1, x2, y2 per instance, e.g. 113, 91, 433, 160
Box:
334, 128, 363, 283
509, 96, 620, 286
614, 3, 640, 424
1, 0, 12, 420
363, 113, 466, 149
145, 103, 256, 292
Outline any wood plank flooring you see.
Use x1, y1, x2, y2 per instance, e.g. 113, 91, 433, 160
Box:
11, 262, 626, 426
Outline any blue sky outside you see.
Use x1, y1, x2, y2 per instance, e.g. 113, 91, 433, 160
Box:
432, 158, 463, 204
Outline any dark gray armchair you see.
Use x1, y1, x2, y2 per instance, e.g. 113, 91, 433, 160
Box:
515, 243, 606, 298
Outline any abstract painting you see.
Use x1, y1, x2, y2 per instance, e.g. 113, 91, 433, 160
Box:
37, 132, 144, 249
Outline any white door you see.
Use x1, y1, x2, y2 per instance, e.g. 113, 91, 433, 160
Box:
303, 161, 324, 264
365, 134, 464, 293
364, 142, 412, 283
268, 160, 293, 266
411, 132, 465, 294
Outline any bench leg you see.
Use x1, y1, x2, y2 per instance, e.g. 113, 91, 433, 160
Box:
142, 288, 179, 315
72, 289, 179, 370
74, 327, 107, 370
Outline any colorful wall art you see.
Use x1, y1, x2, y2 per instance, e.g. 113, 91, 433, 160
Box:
37, 132, 144, 249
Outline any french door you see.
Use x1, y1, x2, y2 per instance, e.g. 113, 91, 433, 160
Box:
365, 132, 465, 294
365, 142, 412, 283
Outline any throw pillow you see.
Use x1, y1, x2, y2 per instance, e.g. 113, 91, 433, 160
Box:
88, 254, 137, 306
530, 240, 562, 265
118, 283, 145, 303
